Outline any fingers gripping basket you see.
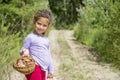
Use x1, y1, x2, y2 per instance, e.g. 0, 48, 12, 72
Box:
13, 56, 35, 75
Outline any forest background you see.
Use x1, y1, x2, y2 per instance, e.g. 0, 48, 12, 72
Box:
0, 0, 120, 79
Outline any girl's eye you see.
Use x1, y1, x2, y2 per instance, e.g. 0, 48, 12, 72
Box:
43, 25, 47, 27
36, 22, 47, 27
37, 22, 42, 25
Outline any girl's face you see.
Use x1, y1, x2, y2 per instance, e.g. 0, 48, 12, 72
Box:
34, 17, 49, 35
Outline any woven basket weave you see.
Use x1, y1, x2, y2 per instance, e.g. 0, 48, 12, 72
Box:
13, 56, 35, 75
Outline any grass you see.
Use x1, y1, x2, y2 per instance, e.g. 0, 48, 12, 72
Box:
57, 38, 89, 80
0, 33, 21, 79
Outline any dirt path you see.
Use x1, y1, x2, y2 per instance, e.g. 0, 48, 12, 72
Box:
6, 30, 120, 80
48, 30, 120, 80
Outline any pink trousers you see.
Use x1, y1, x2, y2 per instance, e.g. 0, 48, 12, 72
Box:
25, 65, 46, 80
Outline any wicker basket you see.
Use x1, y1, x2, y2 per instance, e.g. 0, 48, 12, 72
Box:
13, 56, 35, 75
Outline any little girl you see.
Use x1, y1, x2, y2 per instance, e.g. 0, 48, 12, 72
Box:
20, 9, 54, 80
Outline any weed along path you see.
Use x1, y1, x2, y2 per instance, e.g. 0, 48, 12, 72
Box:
48, 30, 120, 80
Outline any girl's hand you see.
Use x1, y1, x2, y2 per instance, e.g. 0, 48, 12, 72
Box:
22, 48, 29, 57
47, 73, 54, 79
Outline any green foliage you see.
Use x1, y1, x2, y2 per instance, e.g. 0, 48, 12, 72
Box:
0, 0, 49, 78
48, 0, 85, 29
0, 0, 48, 34
0, 33, 21, 68
74, 0, 120, 69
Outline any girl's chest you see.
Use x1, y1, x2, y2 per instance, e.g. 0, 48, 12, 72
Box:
31, 37, 49, 48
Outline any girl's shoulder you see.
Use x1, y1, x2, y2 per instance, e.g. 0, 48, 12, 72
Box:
26, 33, 49, 40
26, 33, 35, 38
24, 33, 34, 41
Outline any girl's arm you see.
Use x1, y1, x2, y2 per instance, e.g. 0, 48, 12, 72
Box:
20, 36, 31, 56
48, 59, 54, 78
47, 46, 54, 78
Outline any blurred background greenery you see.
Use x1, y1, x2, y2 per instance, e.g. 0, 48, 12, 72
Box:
0, 0, 120, 79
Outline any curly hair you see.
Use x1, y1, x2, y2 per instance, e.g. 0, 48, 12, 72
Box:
33, 9, 53, 24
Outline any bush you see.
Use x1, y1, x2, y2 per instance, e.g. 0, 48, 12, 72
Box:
74, 0, 120, 69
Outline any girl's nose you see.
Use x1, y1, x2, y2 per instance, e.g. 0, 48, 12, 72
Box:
39, 25, 43, 29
